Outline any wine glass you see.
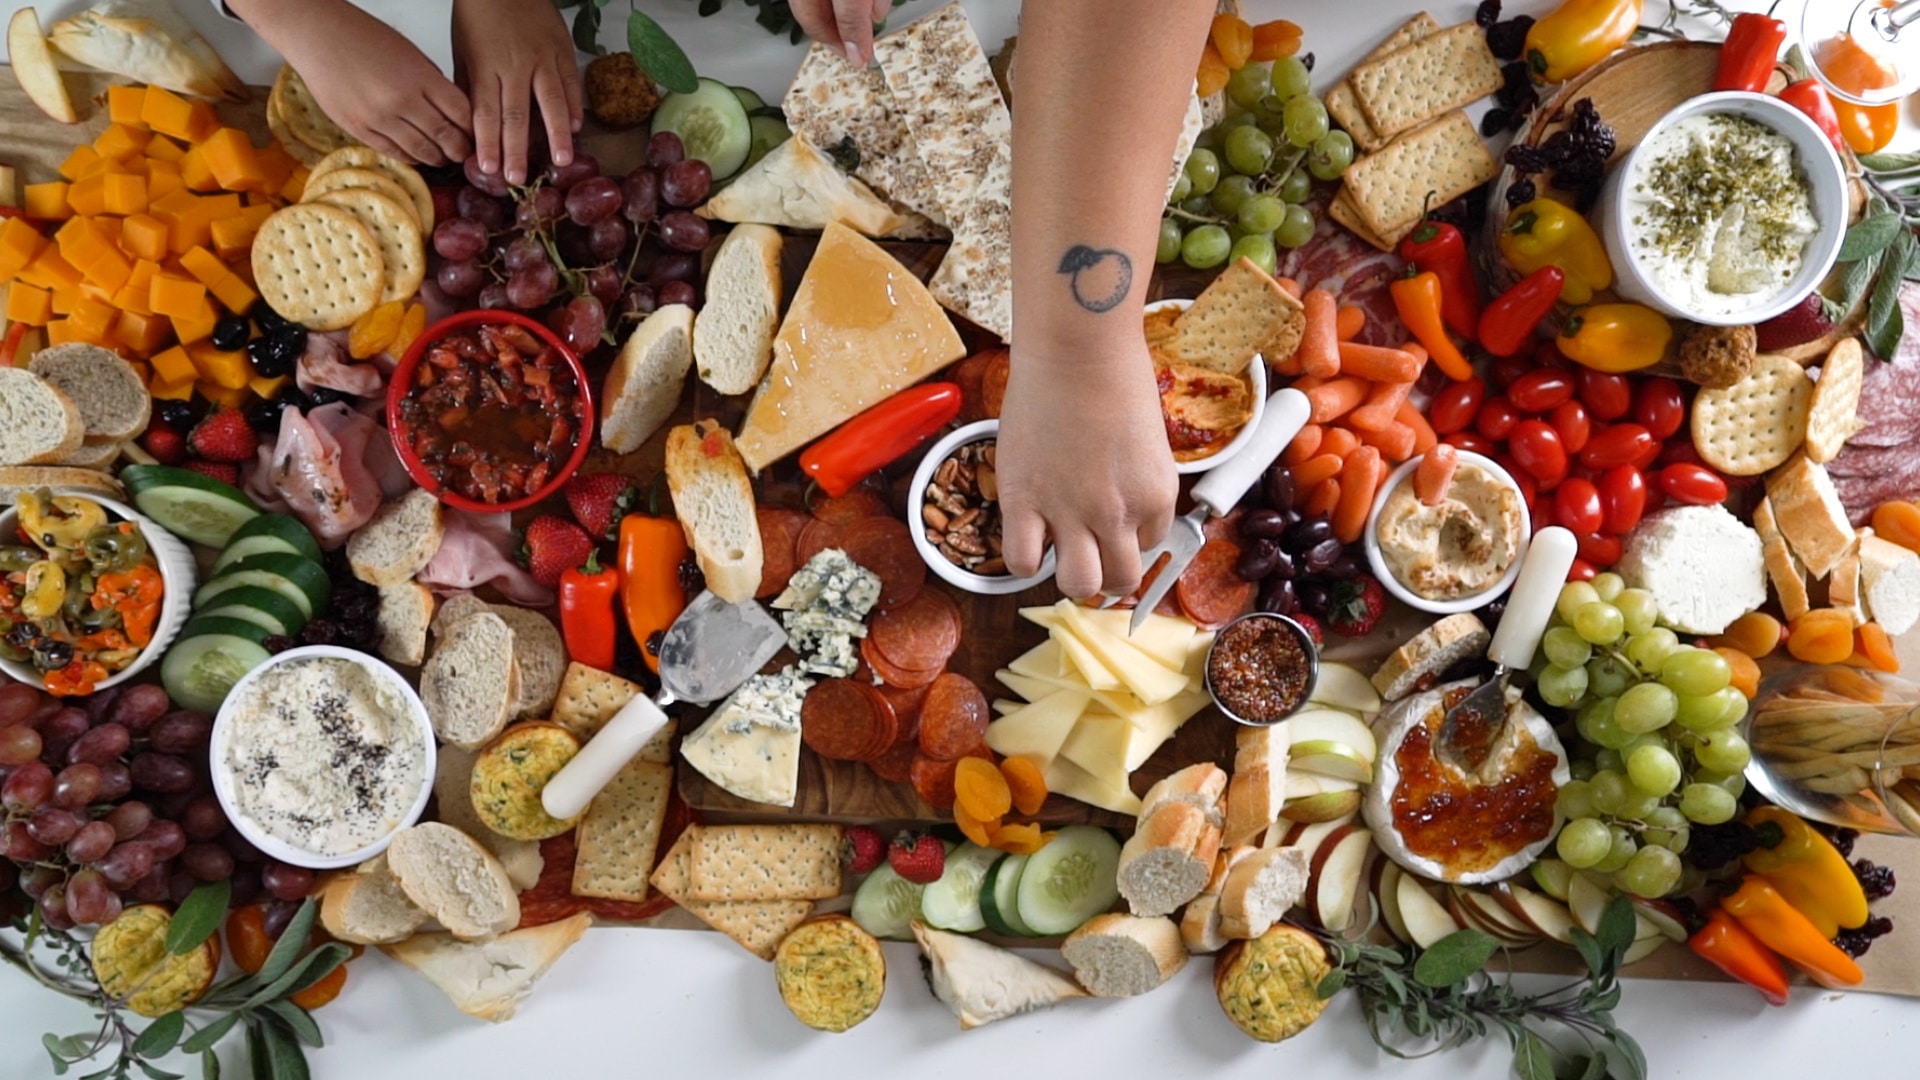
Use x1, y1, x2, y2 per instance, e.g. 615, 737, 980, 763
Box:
1802, 0, 1920, 105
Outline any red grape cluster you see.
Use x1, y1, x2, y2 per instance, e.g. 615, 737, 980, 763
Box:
0, 680, 313, 930
431, 133, 711, 354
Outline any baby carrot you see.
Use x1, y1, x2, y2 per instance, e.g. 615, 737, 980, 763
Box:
1335, 305, 1367, 341
1300, 288, 1341, 378
1284, 423, 1324, 466
1349, 379, 1415, 432
1336, 342, 1421, 383
1334, 447, 1383, 543
1356, 420, 1418, 462
1271, 349, 1304, 376
1274, 275, 1302, 299
1307, 376, 1368, 423
1396, 399, 1439, 454
1292, 453, 1345, 490
1319, 426, 1360, 460
1304, 476, 1342, 519
1415, 442, 1459, 506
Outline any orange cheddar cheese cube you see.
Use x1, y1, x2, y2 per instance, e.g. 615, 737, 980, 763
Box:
140, 87, 196, 141
149, 375, 195, 401
101, 173, 147, 216
178, 246, 226, 288
65, 175, 109, 217
144, 135, 185, 164
279, 166, 309, 203
249, 373, 290, 399
95, 217, 122, 243
107, 85, 148, 128
149, 188, 199, 225
200, 193, 244, 221
68, 296, 118, 342
55, 218, 109, 270
208, 214, 255, 259
43, 320, 81, 346
17, 247, 82, 293
114, 309, 172, 354
113, 259, 160, 316
81, 245, 132, 295
170, 295, 218, 345
0, 217, 47, 282
120, 214, 169, 264
149, 344, 196, 384
143, 158, 183, 200
184, 101, 221, 144
148, 273, 205, 319
188, 341, 250, 389
198, 381, 250, 409
255, 144, 297, 196
6, 282, 51, 326
22, 182, 71, 221
49, 286, 80, 316
167, 213, 213, 258
178, 147, 219, 193
207, 273, 256, 315
93, 123, 151, 163
58, 145, 106, 182
200, 128, 266, 192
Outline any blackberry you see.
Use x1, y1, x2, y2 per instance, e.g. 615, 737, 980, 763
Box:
154, 399, 197, 430
1486, 16, 1534, 61
254, 307, 293, 337
1834, 915, 1894, 958
1505, 143, 1550, 174
1854, 859, 1897, 901
262, 635, 296, 654
245, 400, 285, 435
1481, 108, 1514, 138
211, 315, 252, 352
298, 619, 342, 646
1686, 821, 1761, 871
1475, 0, 1500, 28
1506, 177, 1538, 208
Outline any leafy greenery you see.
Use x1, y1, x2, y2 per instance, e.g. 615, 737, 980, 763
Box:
1829, 192, 1920, 362
1313, 895, 1647, 1080
553, 1, 697, 93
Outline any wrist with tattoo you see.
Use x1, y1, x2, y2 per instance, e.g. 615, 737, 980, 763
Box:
1056, 245, 1135, 314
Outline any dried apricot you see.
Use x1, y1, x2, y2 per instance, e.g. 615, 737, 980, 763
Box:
389, 302, 429, 357
348, 299, 404, 359
989, 821, 1046, 855
1788, 608, 1855, 665
1249, 19, 1303, 62
290, 962, 347, 1009
1210, 13, 1254, 69
953, 802, 997, 848
1197, 43, 1231, 98
1855, 623, 1901, 674
954, 755, 1012, 821
1709, 611, 1784, 659
1712, 647, 1761, 699
999, 755, 1049, 816
1872, 501, 1920, 553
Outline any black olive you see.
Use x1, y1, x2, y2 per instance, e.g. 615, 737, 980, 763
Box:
1325, 554, 1362, 581
1242, 507, 1288, 541
275, 386, 313, 412
210, 316, 251, 352
245, 400, 285, 434
1269, 548, 1297, 580
1299, 580, 1331, 617
1235, 539, 1279, 582
308, 387, 351, 407
154, 400, 195, 429
33, 639, 73, 670
1262, 467, 1296, 516
1282, 516, 1333, 554
1259, 579, 1297, 616
273, 325, 308, 356
246, 337, 290, 377
1304, 538, 1343, 574
254, 307, 292, 336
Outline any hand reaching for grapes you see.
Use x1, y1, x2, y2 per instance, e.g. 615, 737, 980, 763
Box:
788, 0, 896, 65
452, 0, 583, 186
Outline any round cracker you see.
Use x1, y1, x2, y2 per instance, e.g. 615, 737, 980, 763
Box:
252, 204, 385, 331
300, 167, 421, 230
1805, 336, 1866, 464
313, 188, 427, 305
307, 147, 435, 232
265, 84, 323, 167
274, 65, 356, 157
1691, 352, 1812, 477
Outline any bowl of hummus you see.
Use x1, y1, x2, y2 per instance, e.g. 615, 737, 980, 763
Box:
210, 645, 435, 869
1593, 91, 1847, 327
1143, 299, 1268, 475
1364, 451, 1529, 615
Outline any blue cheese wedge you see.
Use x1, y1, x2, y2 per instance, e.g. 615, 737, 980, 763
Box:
776, 549, 880, 678
680, 669, 813, 807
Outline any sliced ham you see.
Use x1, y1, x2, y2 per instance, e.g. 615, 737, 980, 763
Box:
418, 508, 555, 608
1829, 283, 1920, 523
242, 403, 386, 549
297, 332, 384, 399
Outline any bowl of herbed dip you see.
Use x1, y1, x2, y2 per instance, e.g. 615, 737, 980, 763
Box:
210, 645, 434, 869
1595, 91, 1847, 327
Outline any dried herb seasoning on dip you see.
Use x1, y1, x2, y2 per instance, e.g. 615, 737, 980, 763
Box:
1207, 615, 1315, 723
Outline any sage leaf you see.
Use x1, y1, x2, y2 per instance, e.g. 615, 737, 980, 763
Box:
1514, 1030, 1556, 1080
236, 944, 351, 1013
1316, 969, 1348, 999
167, 882, 230, 956
137, 1062, 185, 1080
1580, 1052, 1610, 1080
181, 1013, 242, 1056
202, 1049, 221, 1080
259, 1019, 311, 1080
1841, 212, 1904, 263
255, 900, 319, 987
1610, 1031, 1649, 1080
1861, 151, 1920, 172
261, 1000, 324, 1049
245, 1022, 272, 1080
55, 1032, 96, 1058
627, 10, 698, 95
1596, 896, 1637, 968
1867, 231, 1912, 361
1413, 930, 1500, 988
132, 1011, 187, 1059
570, 3, 603, 55
1840, 248, 1884, 313
1568, 927, 1605, 975
43, 1033, 71, 1075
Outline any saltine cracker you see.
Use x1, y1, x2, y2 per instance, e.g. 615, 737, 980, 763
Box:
685, 824, 843, 902
1341, 111, 1496, 239
1325, 14, 1442, 153
1349, 22, 1504, 143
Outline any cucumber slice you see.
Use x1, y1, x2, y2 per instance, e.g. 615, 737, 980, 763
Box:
745, 113, 791, 170
980, 852, 1037, 937
160, 633, 272, 714
849, 863, 926, 941
1014, 826, 1122, 936
120, 465, 258, 549
194, 586, 308, 638
194, 554, 330, 619
179, 616, 275, 646
729, 85, 767, 113
651, 78, 752, 180
217, 514, 322, 565
920, 842, 1004, 933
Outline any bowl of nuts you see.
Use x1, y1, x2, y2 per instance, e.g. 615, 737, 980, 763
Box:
910, 420, 1056, 596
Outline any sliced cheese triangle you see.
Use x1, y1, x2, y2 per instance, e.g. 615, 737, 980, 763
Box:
984, 688, 1092, 768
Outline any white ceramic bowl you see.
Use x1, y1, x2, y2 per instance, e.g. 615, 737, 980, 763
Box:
1592, 91, 1849, 327
1362, 451, 1532, 616
909, 420, 1056, 596
1145, 299, 1271, 475
0, 491, 196, 692
209, 645, 436, 870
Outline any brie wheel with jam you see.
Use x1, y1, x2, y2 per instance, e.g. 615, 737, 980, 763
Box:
1362, 680, 1570, 886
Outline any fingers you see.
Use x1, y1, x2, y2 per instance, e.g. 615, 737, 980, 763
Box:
558, 52, 584, 134
495, 74, 534, 185
422, 81, 476, 164
380, 118, 450, 167
532, 62, 574, 168
870, 0, 891, 23
469, 72, 503, 180
787, 0, 840, 51
1050, 528, 1105, 601
833, 0, 877, 64
1000, 501, 1049, 581
1096, 532, 1145, 598
1136, 497, 1174, 555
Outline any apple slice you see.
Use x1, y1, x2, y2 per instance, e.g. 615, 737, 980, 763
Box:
1395, 873, 1461, 948
1374, 860, 1412, 944
1309, 662, 1382, 716
1456, 887, 1541, 946
1629, 896, 1691, 943
8, 10, 78, 124
1496, 884, 1577, 946
1283, 771, 1360, 799
1287, 707, 1379, 763
1288, 740, 1375, 783
1530, 857, 1575, 902
1281, 788, 1362, 823
1278, 815, 1356, 863
1566, 872, 1613, 936
1623, 916, 1668, 965
1309, 827, 1374, 933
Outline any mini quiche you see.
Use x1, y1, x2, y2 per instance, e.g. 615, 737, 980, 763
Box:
1212, 924, 1331, 1042
773, 915, 887, 1033
91, 905, 220, 1017
470, 722, 583, 841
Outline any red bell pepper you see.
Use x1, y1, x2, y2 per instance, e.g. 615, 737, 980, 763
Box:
1478, 267, 1566, 358
1397, 220, 1482, 341
1688, 908, 1790, 1007
0, 323, 27, 367
1714, 14, 1788, 94
1779, 79, 1848, 157
559, 550, 620, 672
800, 382, 963, 497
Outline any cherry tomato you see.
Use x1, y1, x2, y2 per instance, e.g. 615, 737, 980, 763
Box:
1567, 557, 1599, 582
1578, 369, 1632, 420
226, 905, 273, 975
1581, 423, 1657, 470
1598, 465, 1647, 535
1576, 530, 1623, 567
1657, 440, 1703, 469
1477, 397, 1521, 441
1509, 420, 1569, 484
1442, 431, 1496, 456
1531, 496, 1556, 529
1535, 340, 1576, 371
1660, 463, 1729, 505
1633, 377, 1687, 440
1548, 400, 1591, 454
1554, 477, 1605, 534
1508, 462, 1539, 512
1490, 353, 1532, 389
1509, 370, 1577, 413
290, 963, 348, 1010
1429, 377, 1486, 435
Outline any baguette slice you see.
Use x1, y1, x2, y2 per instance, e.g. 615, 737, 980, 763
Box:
1370, 612, 1490, 701
1830, 544, 1865, 626
1061, 913, 1188, 997
1138, 762, 1228, 824
1179, 893, 1228, 955
663, 419, 763, 603
1225, 724, 1291, 847
1766, 453, 1854, 579
381, 912, 591, 1023
0, 368, 85, 466
1218, 846, 1311, 940
348, 488, 445, 588
1116, 801, 1214, 917
492, 606, 567, 720
28, 344, 150, 442
912, 921, 1086, 1029
421, 611, 517, 751
383, 821, 521, 940
0, 465, 124, 505
693, 224, 783, 396
1754, 497, 1811, 621
375, 582, 434, 667
430, 745, 544, 891
319, 853, 428, 945
601, 304, 694, 454
1860, 532, 1920, 635
58, 439, 123, 470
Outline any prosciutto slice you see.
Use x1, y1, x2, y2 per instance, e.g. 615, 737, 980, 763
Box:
242, 403, 385, 549
418, 508, 555, 608
1278, 194, 1408, 347
1829, 283, 1920, 524
296, 332, 384, 399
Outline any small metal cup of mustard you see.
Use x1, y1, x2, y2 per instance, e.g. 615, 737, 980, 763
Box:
1204, 612, 1319, 727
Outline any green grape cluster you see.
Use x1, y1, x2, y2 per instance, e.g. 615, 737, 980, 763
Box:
1536, 574, 1751, 900
1158, 56, 1356, 274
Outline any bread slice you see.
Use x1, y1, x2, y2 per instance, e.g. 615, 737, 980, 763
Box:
1179, 893, 1228, 955
428, 592, 492, 640
492, 606, 565, 719
1225, 725, 1290, 847
1169, 257, 1306, 373
319, 853, 428, 945
1138, 762, 1228, 824
0, 368, 85, 466
663, 419, 763, 603
911, 921, 1087, 1029
1767, 453, 1854, 579
28, 344, 150, 442
381, 912, 590, 1022
383, 821, 521, 940
1829, 544, 1865, 626
348, 488, 445, 587
0, 465, 124, 505
1116, 801, 1214, 917
375, 582, 434, 667
1753, 497, 1811, 621
601, 304, 693, 455
1061, 913, 1188, 997
430, 746, 544, 891
1370, 612, 1490, 701
58, 439, 123, 470
421, 611, 517, 751
1860, 531, 1920, 635
692, 224, 782, 396
1217, 846, 1311, 940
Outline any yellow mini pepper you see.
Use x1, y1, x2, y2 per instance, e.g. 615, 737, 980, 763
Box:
1556, 304, 1673, 374
1500, 199, 1613, 305
1527, 0, 1644, 84
1722, 876, 1865, 990
1741, 806, 1868, 938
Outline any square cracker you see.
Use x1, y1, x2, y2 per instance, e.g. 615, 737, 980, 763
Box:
549, 662, 674, 760
649, 829, 813, 960
1170, 257, 1306, 372
571, 759, 672, 902
686, 823, 843, 902
1328, 189, 1408, 253
1691, 352, 1811, 476
1806, 337, 1866, 463
1342, 112, 1496, 239
1326, 14, 1442, 152
1350, 22, 1504, 143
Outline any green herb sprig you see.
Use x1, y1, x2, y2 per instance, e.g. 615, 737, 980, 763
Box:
554, 1, 699, 94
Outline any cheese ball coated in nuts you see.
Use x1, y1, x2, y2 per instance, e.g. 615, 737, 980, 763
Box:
585, 52, 662, 128
1212, 923, 1332, 1042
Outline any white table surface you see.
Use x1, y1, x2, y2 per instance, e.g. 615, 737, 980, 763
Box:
4, 1, 1918, 1076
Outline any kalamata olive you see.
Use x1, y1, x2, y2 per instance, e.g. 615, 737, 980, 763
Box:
1235, 539, 1280, 581
1304, 538, 1344, 574
1263, 466, 1297, 515
1269, 549, 1298, 580
1300, 580, 1333, 617
1259, 578, 1298, 616
1325, 554, 1362, 581
1241, 507, 1289, 540
1282, 516, 1333, 553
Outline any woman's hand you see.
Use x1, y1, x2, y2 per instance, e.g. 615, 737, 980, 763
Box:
452, 0, 583, 184
788, 0, 895, 65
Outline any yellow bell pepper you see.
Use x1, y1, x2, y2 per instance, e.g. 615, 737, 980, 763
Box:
1722, 876, 1865, 989
17, 488, 108, 554
1556, 304, 1672, 374
1741, 806, 1868, 938
1527, 0, 1644, 84
18, 560, 68, 619
1500, 199, 1613, 305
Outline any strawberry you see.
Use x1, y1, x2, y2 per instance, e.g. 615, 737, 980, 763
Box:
518, 515, 594, 587
187, 409, 260, 463
140, 423, 187, 466
564, 472, 639, 542
182, 459, 240, 486
1291, 612, 1324, 649
1755, 293, 1840, 353
842, 825, 885, 875
1327, 575, 1386, 638
886, 831, 945, 884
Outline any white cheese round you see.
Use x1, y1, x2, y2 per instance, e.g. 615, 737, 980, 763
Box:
1615, 504, 1766, 635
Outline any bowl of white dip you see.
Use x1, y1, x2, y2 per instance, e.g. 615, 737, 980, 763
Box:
211, 645, 435, 869
1593, 91, 1847, 327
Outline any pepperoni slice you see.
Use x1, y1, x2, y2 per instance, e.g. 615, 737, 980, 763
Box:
809, 485, 891, 524
910, 743, 995, 811
949, 350, 994, 423
794, 518, 843, 568
1116, 553, 1184, 617
918, 672, 991, 761
854, 682, 900, 760
1203, 507, 1245, 545
860, 635, 944, 689
869, 739, 920, 784
877, 682, 930, 745
1175, 540, 1257, 630
980, 348, 1011, 419
801, 679, 884, 762
838, 516, 925, 609
868, 588, 961, 672
755, 507, 810, 599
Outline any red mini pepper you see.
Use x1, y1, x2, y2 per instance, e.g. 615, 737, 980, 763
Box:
1397, 220, 1482, 341
559, 550, 620, 672
1778, 79, 1848, 157
1478, 266, 1566, 358
800, 382, 963, 497
1688, 908, 1791, 1007
1714, 13, 1788, 94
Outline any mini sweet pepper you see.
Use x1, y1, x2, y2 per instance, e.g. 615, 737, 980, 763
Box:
1500, 199, 1613, 305
1556, 303, 1673, 374
1526, 0, 1644, 84
1688, 908, 1791, 1007
1741, 805, 1869, 938
1722, 876, 1866, 990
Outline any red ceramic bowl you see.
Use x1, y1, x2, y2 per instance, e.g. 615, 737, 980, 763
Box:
385, 309, 595, 514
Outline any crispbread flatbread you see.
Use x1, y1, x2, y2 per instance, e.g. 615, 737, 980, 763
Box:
649, 829, 814, 960
1341, 111, 1496, 239
548, 662, 676, 760
782, 42, 948, 227
1805, 337, 1866, 463
308, 146, 436, 232
1327, 188, 1407, 253
303, 167, 422, 229
1349, 22, 1504, 143
928, 137, 1012, 341
251, 203, 385, 332
274, 64, 355, 157
1326, 14, 1442, 152
1170, 257, 1306, 372
571, 759, 672, 902
685, 823, 843, 902
872, 3, 1009, 228
1691, 352, 1811, 476
312, 188, 425, 304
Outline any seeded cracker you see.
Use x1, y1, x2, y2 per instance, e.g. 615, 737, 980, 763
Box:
571, 759, 672, 902
649, 828, 814, 960
1341, 111, 1497, 240
782, 41, 950, 229
312, 188, 426, 304
252, 203, 385, 331
1325, 13, 1442, 153
1349, 23, 1504, 144
1805, 337, 1866, 463
1690, 352, 1812, 476
685, 823, 843, 901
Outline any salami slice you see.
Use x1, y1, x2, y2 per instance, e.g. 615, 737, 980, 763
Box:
755, 507, 810, 599
949, 350, 994, 423
1175, 540, 1257, 630
794, 517, 843, 568
838, 515, 925, 609
1117, 553, 1185, 617
980, 348, 1011, 419
809, 485, 892, 524
869, 738, 920, 784
1202, 507, 1246, 545
801, 678, 884, 762
918, 672, 991, 762
854, 682, 900, 760
910, 743, 995, 811
868, 588, 961, 672
860, 635, 944, 689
